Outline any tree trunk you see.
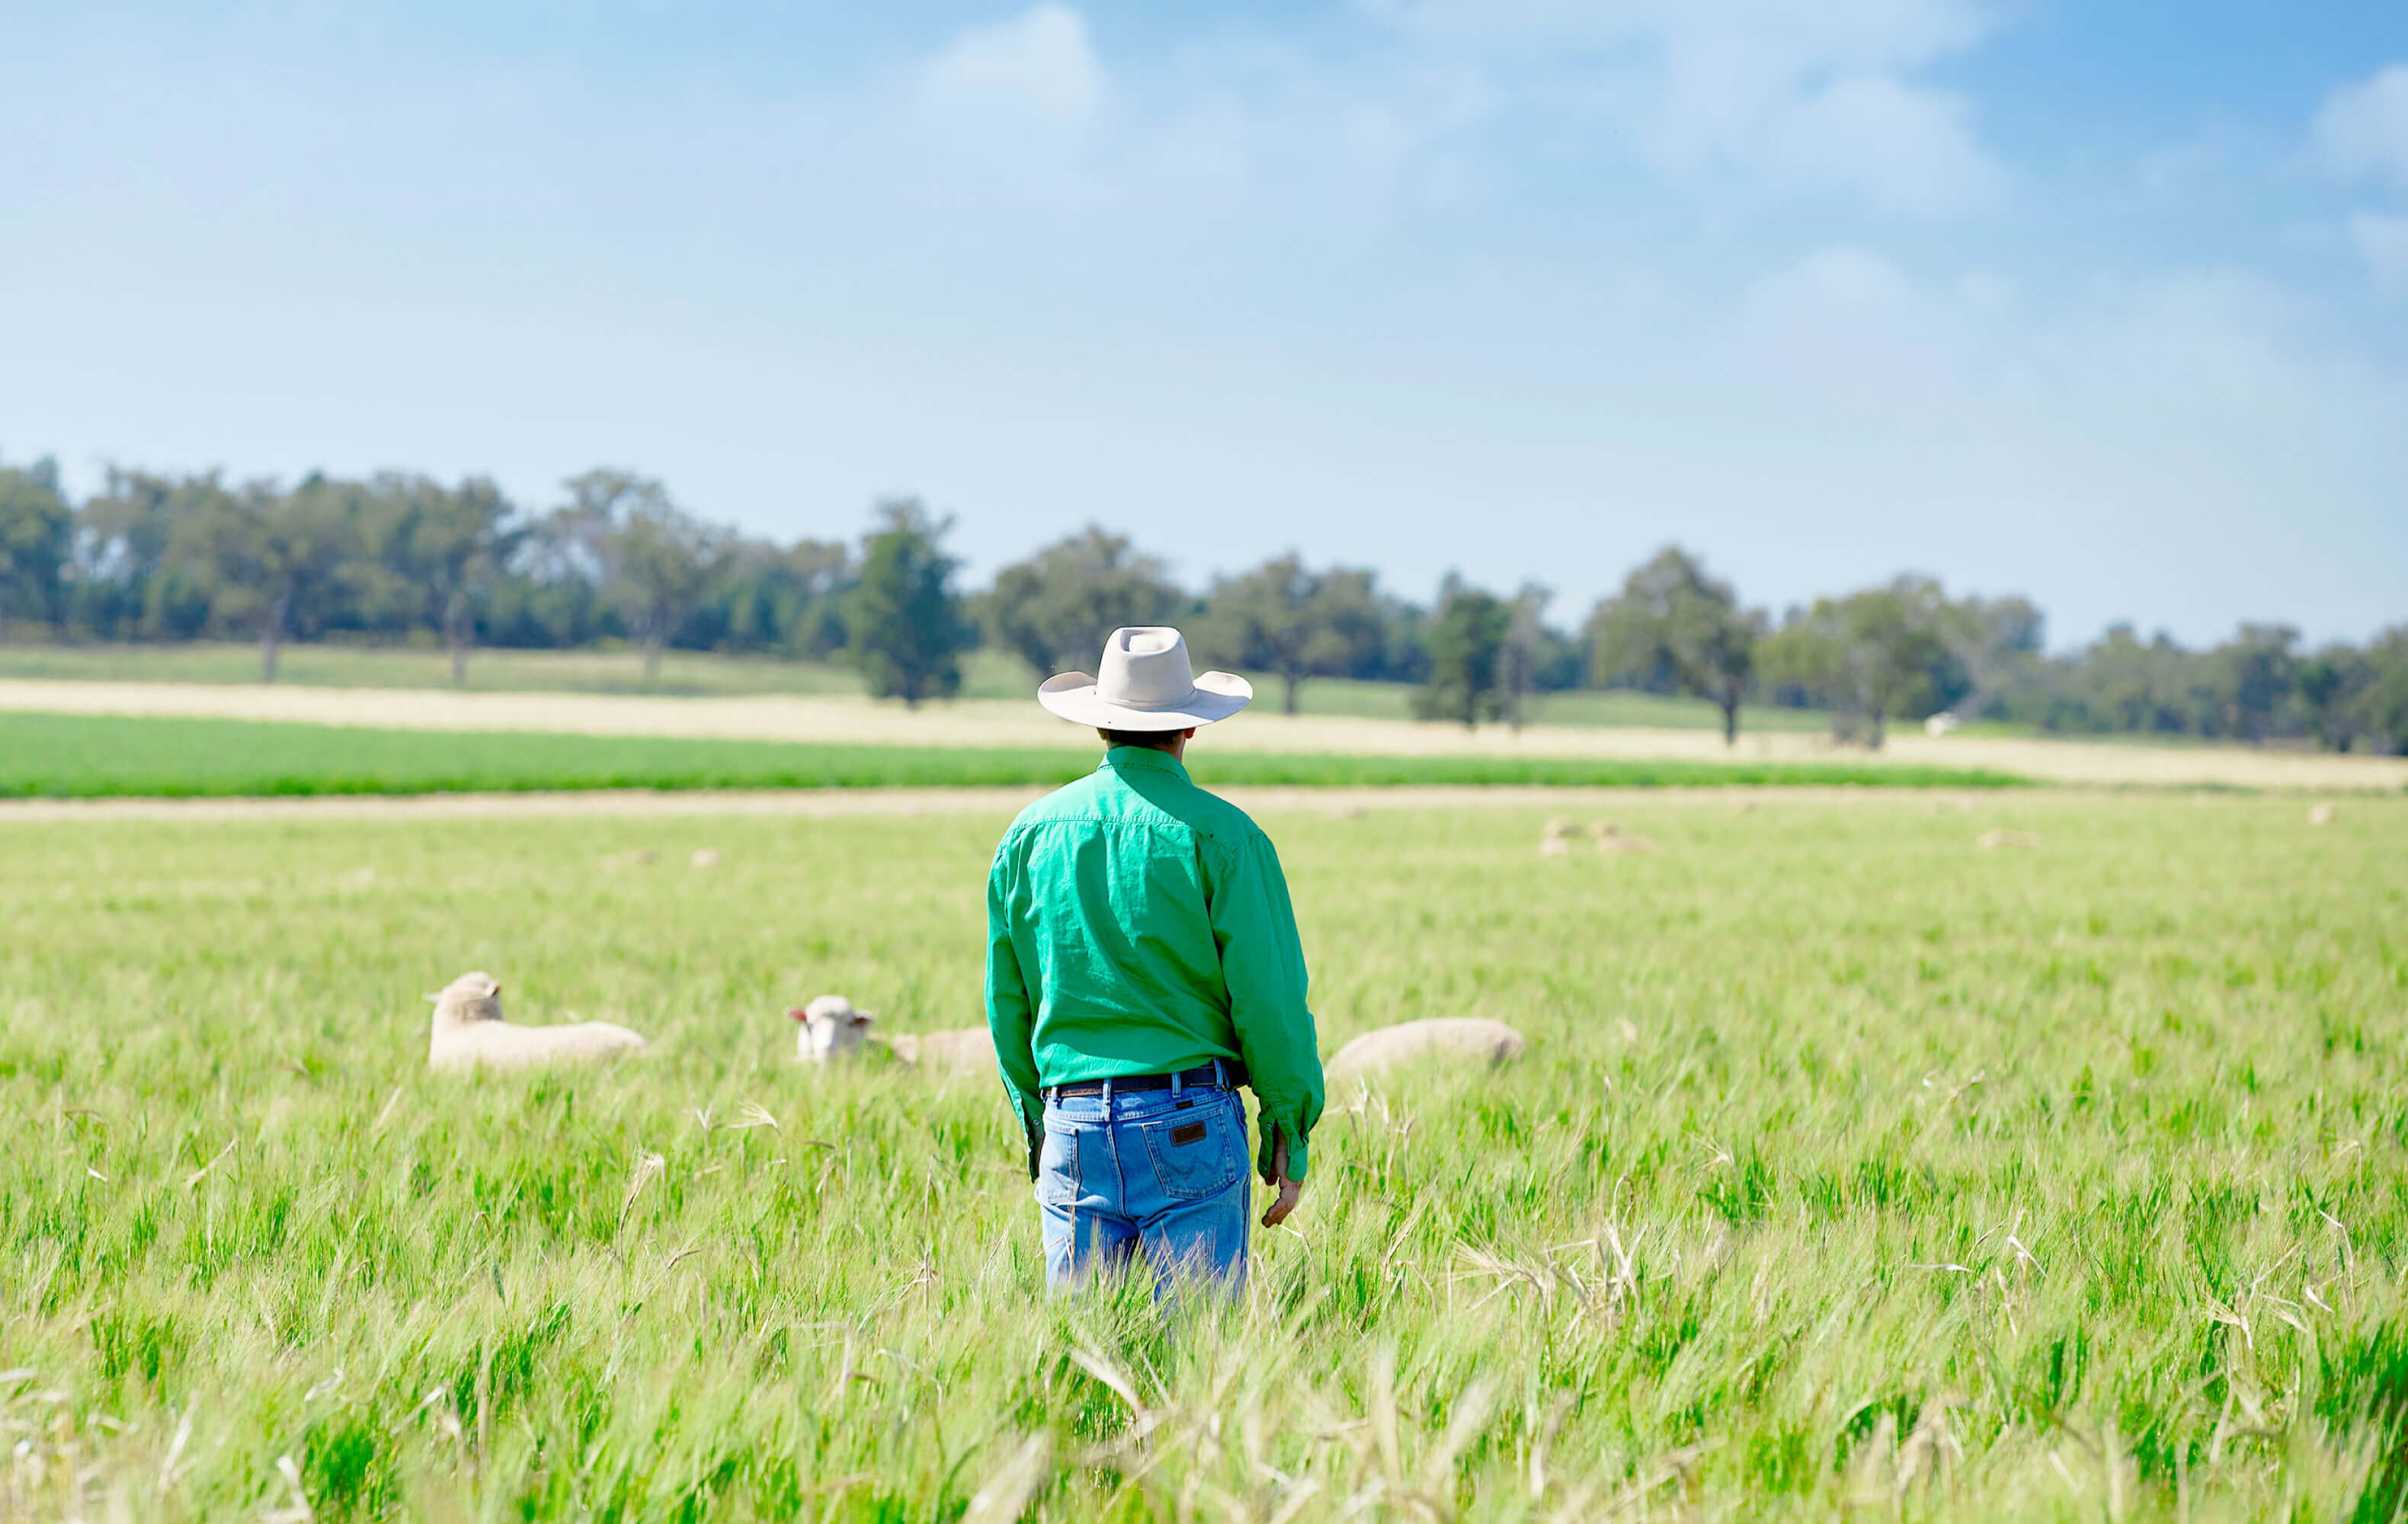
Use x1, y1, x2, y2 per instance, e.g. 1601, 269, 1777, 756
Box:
259, 591, 290, 684
642, 636, 663, 689
446, 590, 471, 687
1282, 670, 1301, 716
1721, 683, 1740, 747
1867, 708, 1887, 750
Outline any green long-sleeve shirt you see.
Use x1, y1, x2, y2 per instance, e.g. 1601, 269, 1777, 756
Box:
985, 745, 1325, 1181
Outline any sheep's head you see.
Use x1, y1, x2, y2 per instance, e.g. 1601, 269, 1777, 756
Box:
428, 970, 504, 1031
790, 995, 874, 1062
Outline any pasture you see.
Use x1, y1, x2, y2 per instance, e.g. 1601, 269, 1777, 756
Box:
2, 790, 2403, 1520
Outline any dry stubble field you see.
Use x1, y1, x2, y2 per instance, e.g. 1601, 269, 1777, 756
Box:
5, 676, 2403, 792
2, 789, 2404, 1521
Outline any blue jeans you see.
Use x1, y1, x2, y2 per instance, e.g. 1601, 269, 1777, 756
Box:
1037, 1077, 1250, 1298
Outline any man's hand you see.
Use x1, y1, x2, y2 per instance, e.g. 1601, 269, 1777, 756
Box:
1259, 1134, 1304, 1228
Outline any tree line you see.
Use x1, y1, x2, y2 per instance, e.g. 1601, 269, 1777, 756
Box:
2, 453, 2403, 752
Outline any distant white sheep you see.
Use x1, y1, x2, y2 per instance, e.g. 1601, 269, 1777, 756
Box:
791, 994, 877, 1063
1592, 820, 1657, 854
886, 1027, 997, 1077
1976, 828, 2042, 850
2309, 803, 2336, 826
1324, 1017, 1526, 1082
425, 972, 647, 1071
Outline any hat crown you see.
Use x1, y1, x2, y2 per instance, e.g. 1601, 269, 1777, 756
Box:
1094, 627, 1199, 711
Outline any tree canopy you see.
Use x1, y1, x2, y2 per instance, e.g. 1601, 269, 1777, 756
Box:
2, 447, 2401, 753
1586, 547, 1763, 744
845, 499, 974, 708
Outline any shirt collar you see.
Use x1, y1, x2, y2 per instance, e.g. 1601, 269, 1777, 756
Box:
1099, 745, 1191, 784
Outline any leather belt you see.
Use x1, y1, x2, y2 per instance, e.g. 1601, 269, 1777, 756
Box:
1044, 1060, 1246, 1100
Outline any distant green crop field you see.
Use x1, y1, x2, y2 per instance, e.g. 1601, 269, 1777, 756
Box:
0, 640, 1837, 732
1, 792, 2401, 1519
0, 712, 2025, 796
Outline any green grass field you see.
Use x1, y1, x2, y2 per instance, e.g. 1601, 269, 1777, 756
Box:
2, 792, 2403, 1519
0, 640, 1837, 732
0, 712, 2025, 796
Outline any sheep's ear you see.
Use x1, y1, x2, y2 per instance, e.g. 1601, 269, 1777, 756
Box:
786, 1007, 809, 1022
852, 1012, 876, 1026
490, 983, 502, 997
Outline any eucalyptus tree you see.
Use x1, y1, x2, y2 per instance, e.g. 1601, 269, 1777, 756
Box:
176, 474, 366, 684
1413, 575, 1512, 728
1193, 553, 1388, 715
987, 527, 1184, 679
0, 455, 72, 629
1585, 546, 1764, 744
393, 475, 519, 686
1758, 576, 1955, 748
846, 498, 975, 707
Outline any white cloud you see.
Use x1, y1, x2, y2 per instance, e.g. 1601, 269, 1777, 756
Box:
1751, 73, 1998, 213
2316, 63, 2408, 186
1366, 0, 2003, 214
2349, 213, 2408, 296
919, 4, 1101, 126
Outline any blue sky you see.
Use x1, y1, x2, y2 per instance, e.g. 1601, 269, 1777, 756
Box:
4, 1, 2405, 648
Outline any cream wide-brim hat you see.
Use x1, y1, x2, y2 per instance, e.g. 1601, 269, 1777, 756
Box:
1037, 626, 1253, 732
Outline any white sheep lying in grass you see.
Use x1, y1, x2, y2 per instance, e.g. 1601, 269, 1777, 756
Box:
886, 1026, 997, 1077
1592, 820, 1657, 854
426, 972, 647, 1071
1324, 1017, 1526, 1082
791, 994, 878, 1062
790, 996, 994, 1076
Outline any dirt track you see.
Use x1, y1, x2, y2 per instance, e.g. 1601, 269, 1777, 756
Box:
4, 677, 2402, 792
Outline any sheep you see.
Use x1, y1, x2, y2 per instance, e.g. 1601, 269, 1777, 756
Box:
600, 849, 656, 869
690, 849, 722, 868
2308, 803, 2336, 826
791, 994, 877, 1063
1323, 1017, 1526, 1082
1592, 820, 1657, 854
1976, 828, 2041, 850
1539, 817, 1579, 856
886, 1027, 997, 1077
789, 997, 995, 1076
425, 972, 647, 1071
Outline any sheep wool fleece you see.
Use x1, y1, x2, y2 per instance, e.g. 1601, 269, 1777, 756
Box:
985, 745, 1325, 1183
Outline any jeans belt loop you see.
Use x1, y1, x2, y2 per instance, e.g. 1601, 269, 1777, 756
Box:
1171, 1067, 1184, 1099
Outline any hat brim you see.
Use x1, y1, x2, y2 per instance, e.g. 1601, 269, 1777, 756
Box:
1036, 670, 1253, 730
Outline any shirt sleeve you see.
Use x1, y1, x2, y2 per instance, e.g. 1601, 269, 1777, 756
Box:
1208, 827, 1325, 1181
983, 837, 1045, 1173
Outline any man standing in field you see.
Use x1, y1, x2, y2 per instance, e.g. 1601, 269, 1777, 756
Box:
986, 626, 1324, 1295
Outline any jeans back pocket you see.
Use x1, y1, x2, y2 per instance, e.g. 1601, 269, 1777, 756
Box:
1036, 1119, 1080, 1205
1139, 1096, 1240, 1202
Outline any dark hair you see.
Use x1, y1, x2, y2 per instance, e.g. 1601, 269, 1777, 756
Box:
1098, 728, 1184, 751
